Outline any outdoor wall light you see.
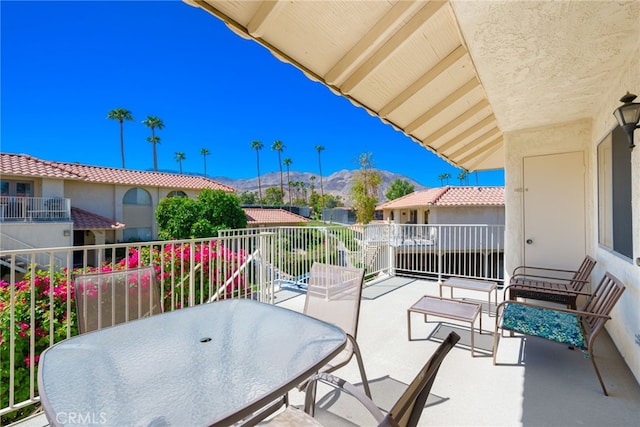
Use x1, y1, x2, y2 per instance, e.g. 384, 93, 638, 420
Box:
613, 92, 640, 150
63, 230, 70, 237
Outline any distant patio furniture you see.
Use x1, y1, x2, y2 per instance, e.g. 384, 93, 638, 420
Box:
494, 271, 626, 395
506, 255, 597, 309
302, 262, 371, 398
39, 299, 347, 426
440, 276, 498, 315
74, 266, 162, 334
268, 331, 460, 427
408, 295, 482, 356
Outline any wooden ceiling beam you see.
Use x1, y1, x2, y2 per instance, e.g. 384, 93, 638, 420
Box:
406, 77, 478, 134
419, 99, 490, 146
326, 1, 418, 85
342, 1, 447, 93
247, 0, 286, 38
380, 45, 467, 117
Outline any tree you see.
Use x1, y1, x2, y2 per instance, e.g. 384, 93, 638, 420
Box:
238, 191, 258, 205
283, 157, 292, 205
175, 152, 186, 173
271, 140, 286, 198
350, 152, 382, 224
385, 179, 414, 201
142, 116, 165, 171
106, 108, 134, 169
200, 148, 210, 177
315, 145, 325, 208
458, 170, 468, 185
251, 140, 264, 202
146, 136, 161, 169
264, 187, 284, 205
156, 189, 247, 239
437, 172, 451, 186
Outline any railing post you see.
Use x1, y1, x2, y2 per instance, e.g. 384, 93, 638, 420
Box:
258, 232, 274, 303
189, 241, 196, 307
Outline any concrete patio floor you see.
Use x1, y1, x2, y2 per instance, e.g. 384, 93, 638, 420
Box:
274, 275, 640, 427
13, 275, 639, 427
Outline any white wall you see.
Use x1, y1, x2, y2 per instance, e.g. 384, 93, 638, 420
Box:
504, 46, 640, 384
430, 206, 504, 225
588, 45, 640, 384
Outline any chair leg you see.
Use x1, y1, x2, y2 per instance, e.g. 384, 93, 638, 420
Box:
589, 347, 609, 396
348, 335, 372, 398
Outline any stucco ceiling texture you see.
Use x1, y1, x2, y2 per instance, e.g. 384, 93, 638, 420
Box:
451, 0, 640, 132
184, 0, 639, 172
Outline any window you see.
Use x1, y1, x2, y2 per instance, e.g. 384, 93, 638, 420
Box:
1, 180, 33, 196
123, 227, 153, 242
598, 126, 633, 259
123, 188, 151, 205
167, 190, 187, 198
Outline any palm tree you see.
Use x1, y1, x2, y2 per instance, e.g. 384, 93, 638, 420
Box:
283, 157, 292, 206
142, 116, 165, 171
272, 140, 286, 201
251, 140, 264, 202
315, 145, 325, 207
200, 148, 210, 177
458, 170, 468, 185
443, 172, 451, 185
146, 136, 161, 169
106, 108, 134, 168
175, 152, 186, 173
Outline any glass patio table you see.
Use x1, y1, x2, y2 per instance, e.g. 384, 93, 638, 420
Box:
38, 299, 346, 427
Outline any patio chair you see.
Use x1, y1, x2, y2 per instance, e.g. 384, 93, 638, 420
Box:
494, 271, 625, 396
268, 331, 460, 426
302, 262, 371, 398
505, 255, 596, 309
74, 266, 162, 334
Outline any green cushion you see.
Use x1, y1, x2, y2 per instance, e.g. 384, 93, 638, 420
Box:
502, 304, 587, 349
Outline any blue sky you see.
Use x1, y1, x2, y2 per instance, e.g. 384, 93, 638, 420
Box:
1, 1, 504, 188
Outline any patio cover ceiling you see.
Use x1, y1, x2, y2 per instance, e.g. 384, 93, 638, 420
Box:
184, 0, 639, 172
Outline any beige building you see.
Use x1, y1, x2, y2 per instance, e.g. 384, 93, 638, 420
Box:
0, 153, 235, 250
377, 186, 504, 225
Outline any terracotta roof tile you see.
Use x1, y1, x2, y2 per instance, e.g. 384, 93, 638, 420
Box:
377, 187, 448, 209
435, 186, 504, 206
71, 207, 125, 230
244, 208, 310, 225
377, 186, 504, 209
1, 153, 235, 192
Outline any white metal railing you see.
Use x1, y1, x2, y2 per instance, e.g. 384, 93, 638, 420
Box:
0, 223, 503, 423
0, 196, 71, 222
0, 233, 67, 271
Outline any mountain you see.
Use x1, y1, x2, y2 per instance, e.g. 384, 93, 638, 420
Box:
212, 169, 427, 205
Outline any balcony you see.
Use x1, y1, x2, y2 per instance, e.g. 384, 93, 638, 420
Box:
0, 197, 71, 222
1, 224, 638, 426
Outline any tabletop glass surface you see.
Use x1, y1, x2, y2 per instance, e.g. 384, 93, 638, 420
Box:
38, 299, 345, 426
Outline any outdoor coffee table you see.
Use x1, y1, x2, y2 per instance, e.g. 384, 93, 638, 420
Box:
38, 299, 346, 427
408, 295, 482, 356
440, 276, 498, 315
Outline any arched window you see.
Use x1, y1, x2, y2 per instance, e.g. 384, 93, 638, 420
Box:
122, 188, 152, 242
167, 190, 187, 198
123, 188, 151, 205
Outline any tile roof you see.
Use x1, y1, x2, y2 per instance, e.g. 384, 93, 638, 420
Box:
1, 153, 235, 192
377, 186, 504, 209
244, 208, 310, 225
71, 207, 125, 230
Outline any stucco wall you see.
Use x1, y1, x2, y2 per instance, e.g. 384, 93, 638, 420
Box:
588, 45, 640, 384
504, 46, 640, 384
430, 206, 504, 225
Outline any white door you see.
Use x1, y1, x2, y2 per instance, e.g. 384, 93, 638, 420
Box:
523, 151, 586, 269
